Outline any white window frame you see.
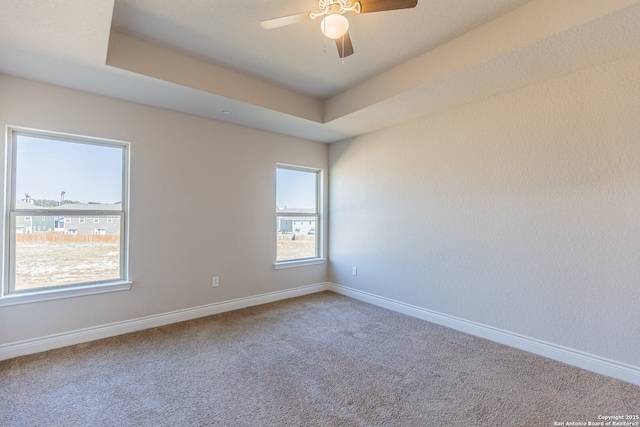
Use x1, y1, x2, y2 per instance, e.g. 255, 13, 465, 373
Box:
274, 164, 325, 269
1, 127, 131, 307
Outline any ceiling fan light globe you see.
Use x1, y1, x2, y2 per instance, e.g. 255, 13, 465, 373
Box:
321, 14, 349, 39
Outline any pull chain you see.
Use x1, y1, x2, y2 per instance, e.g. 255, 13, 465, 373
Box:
322, 19, 327, 54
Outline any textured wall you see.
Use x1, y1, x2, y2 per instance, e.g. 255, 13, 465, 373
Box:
0, 75, 328, 344
329, 53, 640, 367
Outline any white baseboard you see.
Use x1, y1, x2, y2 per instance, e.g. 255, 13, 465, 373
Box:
0, 283, 329, 361
327, 283, 640, 386
4, 281, 639, 387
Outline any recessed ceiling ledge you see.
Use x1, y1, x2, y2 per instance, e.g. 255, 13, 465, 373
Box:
106, 31, 324, 124
323, 0, 640, 124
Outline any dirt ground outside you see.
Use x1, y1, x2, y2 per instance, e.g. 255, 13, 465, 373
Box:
277, 234, 316, 261
13, 234, 314, 290
15, 242, 120, 290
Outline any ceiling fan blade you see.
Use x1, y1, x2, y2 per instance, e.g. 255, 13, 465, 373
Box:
336, 32, 354, 58
357, 0, 418, 13
260, 11, 311, 30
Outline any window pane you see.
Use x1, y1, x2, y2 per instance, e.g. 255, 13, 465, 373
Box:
14, 215, 121, 291
276, 168, 317, 212
276, 216, 316, 261
276, 166, 320, 262
6, 129, 128, 298
15, 134, 123, 206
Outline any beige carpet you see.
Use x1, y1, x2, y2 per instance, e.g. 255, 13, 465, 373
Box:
1, 292, 638, 426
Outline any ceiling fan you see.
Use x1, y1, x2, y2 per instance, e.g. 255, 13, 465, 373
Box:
260, 0, 418, 58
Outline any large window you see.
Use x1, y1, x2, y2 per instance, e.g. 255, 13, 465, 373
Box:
276, 164, 323, 266
2, 128, 130, 304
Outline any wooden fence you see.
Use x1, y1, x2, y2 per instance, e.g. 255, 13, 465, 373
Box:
16, 232, 119, 243
277, 233, 315, 241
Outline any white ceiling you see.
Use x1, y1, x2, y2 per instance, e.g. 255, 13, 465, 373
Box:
1, 0, 640, 143
110, 0, 531, 99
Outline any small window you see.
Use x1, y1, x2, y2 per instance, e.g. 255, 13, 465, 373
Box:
276, 165, 322, 264
3, 128, 130, 303
93, 217, 99, 223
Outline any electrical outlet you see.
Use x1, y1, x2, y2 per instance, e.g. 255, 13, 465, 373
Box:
212, 276, 219, 287
352, 267, 357, 276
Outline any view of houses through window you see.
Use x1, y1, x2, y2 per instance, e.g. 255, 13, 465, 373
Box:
276, 165, 320, 262
7, 130, 128, 293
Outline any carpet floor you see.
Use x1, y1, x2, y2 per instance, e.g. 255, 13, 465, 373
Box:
1, 291, 638, 426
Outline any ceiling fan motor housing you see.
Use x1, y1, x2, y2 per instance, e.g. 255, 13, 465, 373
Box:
319, 0, 354, 12
312, 0, 361, 19
260, 0, 417, 58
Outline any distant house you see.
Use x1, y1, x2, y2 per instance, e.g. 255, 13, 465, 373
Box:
277, 208, 316, 235
15, 215, 56, 234
15, 199, 121, 235
15, 200, 55, 233
50, 203, 122, 235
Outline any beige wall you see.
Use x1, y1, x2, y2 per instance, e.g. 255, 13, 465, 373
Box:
2, 50, 639, 374
0, 75, 328, 344
329, 53, 640, 367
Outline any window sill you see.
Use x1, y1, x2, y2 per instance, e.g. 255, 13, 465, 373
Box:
0, 280, 132, 307
274, 258, 326, 270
